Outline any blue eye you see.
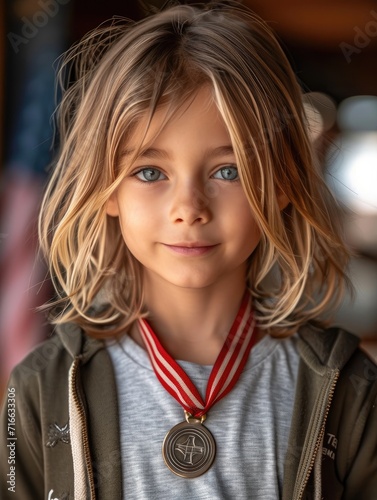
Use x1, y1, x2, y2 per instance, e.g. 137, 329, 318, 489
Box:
213, 166, 239, 181
134, 168, 166, 182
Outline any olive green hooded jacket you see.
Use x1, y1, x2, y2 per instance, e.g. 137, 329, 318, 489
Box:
1, 323, 377, 499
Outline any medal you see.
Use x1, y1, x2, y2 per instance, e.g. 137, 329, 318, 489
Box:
162, 412, 216, 478
138, 292, 256, 478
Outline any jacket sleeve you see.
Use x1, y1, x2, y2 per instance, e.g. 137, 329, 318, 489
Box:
343, 377, 377, 499
0, 365, 45, 500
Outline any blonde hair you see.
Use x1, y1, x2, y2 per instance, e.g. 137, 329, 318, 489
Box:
39, 1, 350, 337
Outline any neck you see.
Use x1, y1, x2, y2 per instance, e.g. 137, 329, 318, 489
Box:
130, 270, 258, 364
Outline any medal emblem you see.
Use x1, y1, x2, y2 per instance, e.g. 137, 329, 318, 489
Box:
162, 420, 216, 478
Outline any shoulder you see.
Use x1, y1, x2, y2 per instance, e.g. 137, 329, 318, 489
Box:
297, 322, 377, 393
306, 328, 377, 495
297, 323, 362, 369
5, 323, 110, 408
1, 325, 120, 499
299, 322, 377, 431
10, 333, 70, 384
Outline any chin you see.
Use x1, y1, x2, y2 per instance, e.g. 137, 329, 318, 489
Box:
155, 270, 216, 289
168, 279, 215, 290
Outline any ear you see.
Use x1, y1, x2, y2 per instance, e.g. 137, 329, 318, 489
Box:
106, 193, 120, 217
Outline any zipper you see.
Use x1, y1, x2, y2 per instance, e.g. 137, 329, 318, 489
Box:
295, 369, 340, 500
70, 357, 96, 499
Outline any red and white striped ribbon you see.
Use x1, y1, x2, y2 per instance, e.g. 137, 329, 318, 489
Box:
137, 293, 257, 418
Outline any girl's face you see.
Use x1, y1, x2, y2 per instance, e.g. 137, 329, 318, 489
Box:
107, 86, 261, 292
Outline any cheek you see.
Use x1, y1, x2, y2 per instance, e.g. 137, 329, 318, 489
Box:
225, 196, 259, 233
117, 191, 157, 229
116, 194, 160, 255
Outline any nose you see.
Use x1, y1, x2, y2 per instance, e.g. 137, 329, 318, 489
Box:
169, 180, 212, 225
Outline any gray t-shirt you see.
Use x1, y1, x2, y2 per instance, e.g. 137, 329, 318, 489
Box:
107, 332, 300, 500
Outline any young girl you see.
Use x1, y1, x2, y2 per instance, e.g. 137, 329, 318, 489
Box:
1, 2, 376, 499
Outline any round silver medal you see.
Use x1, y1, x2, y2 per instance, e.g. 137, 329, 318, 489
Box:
162, 420, 216, 478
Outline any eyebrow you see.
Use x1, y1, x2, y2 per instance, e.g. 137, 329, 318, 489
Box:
120, 145, 235, 161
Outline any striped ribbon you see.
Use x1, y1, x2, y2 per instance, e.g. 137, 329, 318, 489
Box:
137, 293, 257, 418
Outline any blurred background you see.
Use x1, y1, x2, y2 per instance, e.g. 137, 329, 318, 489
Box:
1, 0, 377, 397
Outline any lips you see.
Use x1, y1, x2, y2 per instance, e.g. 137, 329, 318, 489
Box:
163, 242, 219, 256
167, 242, 216, 248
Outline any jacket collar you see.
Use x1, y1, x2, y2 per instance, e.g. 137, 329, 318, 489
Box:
55, 322, 105, 363
297, 324, 359, 372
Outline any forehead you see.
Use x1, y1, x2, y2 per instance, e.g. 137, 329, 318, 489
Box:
123, 86, 233, 157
